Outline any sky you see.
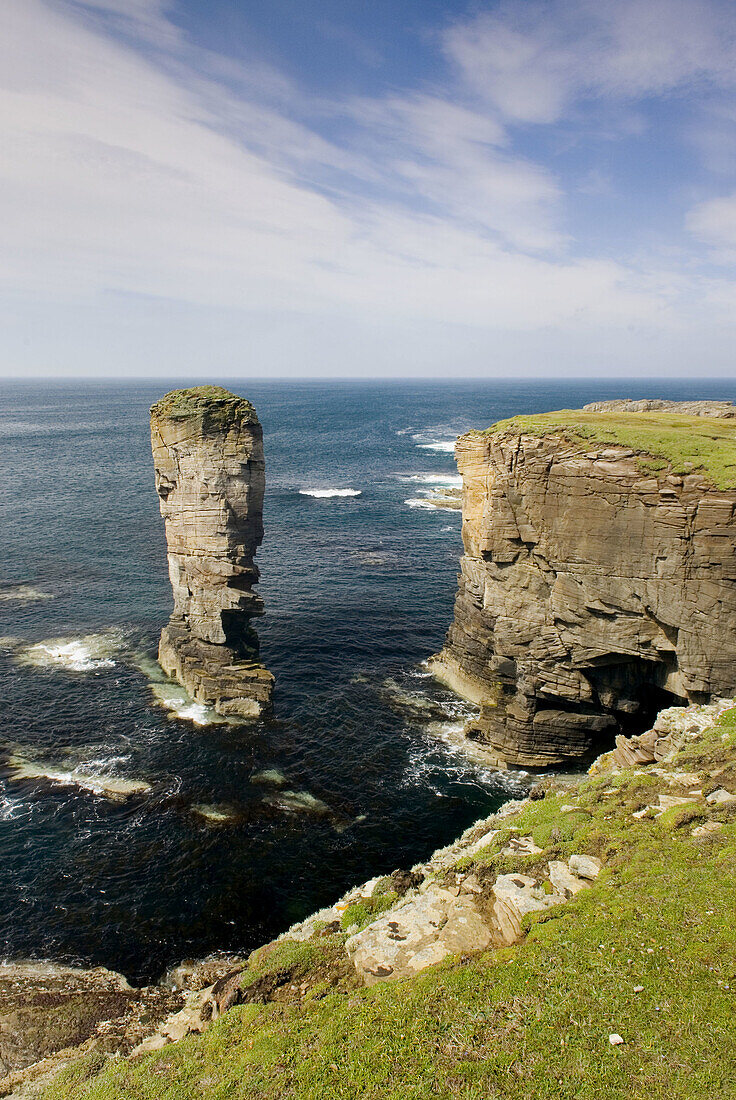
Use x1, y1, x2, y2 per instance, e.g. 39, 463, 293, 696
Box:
2, 0, 736, 379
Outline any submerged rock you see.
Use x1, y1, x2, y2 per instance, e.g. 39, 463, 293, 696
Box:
150, 387, 274, 719
5, 755, 151, 802
0, 961, 176, 1090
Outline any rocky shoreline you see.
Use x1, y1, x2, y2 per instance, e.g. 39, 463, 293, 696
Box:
4, 696, 734, 1098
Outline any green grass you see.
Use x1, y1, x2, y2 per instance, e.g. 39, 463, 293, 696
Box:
150, 386, 258, 427
42, 715, 736, 1100
480, 409, 736, 489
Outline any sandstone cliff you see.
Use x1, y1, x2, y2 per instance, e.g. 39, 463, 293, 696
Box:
430, 402, 736, 767
151, 386, 273, 718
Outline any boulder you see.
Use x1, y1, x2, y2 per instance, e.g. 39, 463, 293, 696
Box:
345, 885, 492, 985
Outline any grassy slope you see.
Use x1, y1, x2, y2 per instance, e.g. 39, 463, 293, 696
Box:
44, 713, 736, 1100
482, 410, 736, 490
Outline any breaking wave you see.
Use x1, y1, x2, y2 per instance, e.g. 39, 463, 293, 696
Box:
0, 585, 54, 603
299, 488, 362, 498
415, 441, 456, 453
16, 634, 120, 672
401, 474, 462, 489
6, 753, 151, 801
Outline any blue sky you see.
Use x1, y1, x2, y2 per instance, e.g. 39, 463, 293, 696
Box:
2, 0, 736, 378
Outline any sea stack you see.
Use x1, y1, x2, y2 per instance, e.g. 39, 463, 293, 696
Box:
430, 400, 736, 768
150, 386, 274, 718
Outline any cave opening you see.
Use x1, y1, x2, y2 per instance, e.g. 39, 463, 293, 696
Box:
585, 656, 687, 751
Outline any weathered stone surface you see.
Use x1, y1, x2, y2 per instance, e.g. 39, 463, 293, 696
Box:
547, 861, 588, 898
568, 854, 602, 880
582, 399, 736, 418
593, 697, 736, 773
490, 874, 564, 946
345, 884, 493, 985
705, 787, 736, 805
430, 416, 736, 766
150, 387, 273, 718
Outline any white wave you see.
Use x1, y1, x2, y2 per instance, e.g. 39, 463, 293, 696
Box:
0, 585, 54, 603
0, 793, 21, 821
6, 755, 151, 801
404, 498, 439, 510
17, 634, 119, 672
148, 682, 221, 726
416, 441, 456, 453
401, 474, 462, 488
299, 488, 362, 498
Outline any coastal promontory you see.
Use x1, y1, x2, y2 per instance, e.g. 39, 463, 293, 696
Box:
150, 386, 273, 718
430, 400, 736, 767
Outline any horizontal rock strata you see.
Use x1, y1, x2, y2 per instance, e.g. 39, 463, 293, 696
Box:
151, 387, 273, 718
430, 406, 736, 766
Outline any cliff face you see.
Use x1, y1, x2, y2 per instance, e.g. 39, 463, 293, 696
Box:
150, 386, 273, 718
430, 404, 736, 767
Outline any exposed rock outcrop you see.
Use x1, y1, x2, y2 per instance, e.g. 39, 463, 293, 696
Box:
429, 404, 736, 766
0, 957, 241, 1097
151, 387, 273, 718
582, 398, 735, 417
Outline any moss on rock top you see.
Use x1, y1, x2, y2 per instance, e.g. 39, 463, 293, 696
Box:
481, 408, 736, 490
150, 386, 258, 427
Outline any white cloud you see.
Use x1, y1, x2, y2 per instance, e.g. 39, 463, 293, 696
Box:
0, 0, 673, 329
445, 0, 736, 123
63, 0, 182, 47
1, 0, 734, 377
687, 192, 736, 259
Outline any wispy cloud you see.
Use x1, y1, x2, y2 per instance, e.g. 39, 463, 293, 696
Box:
688, 192, 736, 260
445, 0, 736, 124
0, 0, 735, 376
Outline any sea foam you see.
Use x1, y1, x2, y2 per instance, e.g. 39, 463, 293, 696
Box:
17, 634, 119, 672
415, 441, 456, 453
299, 488, 362, 498
401, 474, 462, 488
6, 755, 151, 801
0, 585, 54, 603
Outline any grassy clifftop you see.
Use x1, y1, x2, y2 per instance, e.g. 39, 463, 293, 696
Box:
42, 709, 736, 1100
483, 409, 736, 490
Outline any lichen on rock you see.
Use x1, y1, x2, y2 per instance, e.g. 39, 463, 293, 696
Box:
150, 386, 273, 719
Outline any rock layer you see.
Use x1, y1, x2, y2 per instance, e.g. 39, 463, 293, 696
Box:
151, 387, 273, 718
430, 407, 736, 766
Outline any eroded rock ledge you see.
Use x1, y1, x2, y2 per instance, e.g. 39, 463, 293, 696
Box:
151, 386, 273, 718
429, 401, 736, 767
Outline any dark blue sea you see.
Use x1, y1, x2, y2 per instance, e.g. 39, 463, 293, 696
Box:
0, 378, 733, 984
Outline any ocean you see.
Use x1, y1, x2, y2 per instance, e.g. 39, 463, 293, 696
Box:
0, 377, 733, 984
